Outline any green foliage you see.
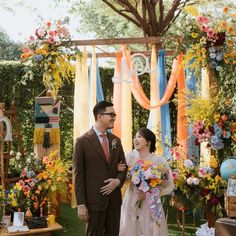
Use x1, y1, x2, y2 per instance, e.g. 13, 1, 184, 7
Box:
0, 28, 22, 60
0, 61, 73, 162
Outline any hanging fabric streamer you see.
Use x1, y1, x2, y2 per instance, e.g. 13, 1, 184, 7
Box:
89, 47, 97, 127
157, 50, 172, 159
71, 49, 89, 208
112, 52, 122, 138
34, 96, 61, 159
147, 46, 162, 154
120, 46, 132, 153
96, 60, 104, 102
200, 65, 212, 166
122, 48, 150, 110
177, 54, 188, 159
127, 53, 182, 110
186, 62, 200, 163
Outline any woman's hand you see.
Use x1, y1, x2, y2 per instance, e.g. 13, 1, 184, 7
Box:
118, 162, 127, 171
137, 191, 146, 200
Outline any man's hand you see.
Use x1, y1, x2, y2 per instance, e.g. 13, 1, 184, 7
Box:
118, 162, 127, 172
77, 205, 89, 223
100, 178, 120, 195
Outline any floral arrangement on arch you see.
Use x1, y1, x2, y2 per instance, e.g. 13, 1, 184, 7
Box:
20, 17, 76, 95
170, 151, 227, 218
187, 93, 236, 160
177, 6, 236, 71
0, 152, 71, 216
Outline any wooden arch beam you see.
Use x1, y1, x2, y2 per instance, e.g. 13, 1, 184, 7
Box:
62, 36, 180, 47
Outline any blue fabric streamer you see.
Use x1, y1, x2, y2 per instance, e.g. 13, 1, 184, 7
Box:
158, 50, 172, 159
186, 63, 200, 164
96, 60, 104, 102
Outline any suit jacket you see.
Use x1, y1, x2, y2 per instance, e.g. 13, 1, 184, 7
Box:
73, 128, 127, 211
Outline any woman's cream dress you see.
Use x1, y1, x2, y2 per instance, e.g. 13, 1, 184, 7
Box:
119, 150, 174, 236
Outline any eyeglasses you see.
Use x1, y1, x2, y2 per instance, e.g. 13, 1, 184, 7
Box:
100, 112, 117, 118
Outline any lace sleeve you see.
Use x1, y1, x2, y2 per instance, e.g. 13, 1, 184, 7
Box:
155, 155, 175, 197
125, 149, 138, 167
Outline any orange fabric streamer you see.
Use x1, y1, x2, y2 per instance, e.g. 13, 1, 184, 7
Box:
112, 52, 122, 138
176, 54, 188, 159
121, 46, 183, 110
121, 46, 151, 110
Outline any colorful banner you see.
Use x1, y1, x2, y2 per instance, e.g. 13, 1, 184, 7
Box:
34, 96, 61, 159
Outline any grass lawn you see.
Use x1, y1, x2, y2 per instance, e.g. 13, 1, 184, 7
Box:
52, 204, 204, 236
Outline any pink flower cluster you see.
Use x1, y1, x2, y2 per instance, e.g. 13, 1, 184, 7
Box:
28, 18, 70, 48
197, 16, 215, 38
192, 121, 212, 145
169, 144, 181, 160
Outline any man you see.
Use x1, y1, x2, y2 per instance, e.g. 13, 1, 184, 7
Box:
73, 101, 127, 236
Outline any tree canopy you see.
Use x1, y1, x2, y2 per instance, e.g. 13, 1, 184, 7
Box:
0, 29, 22, 60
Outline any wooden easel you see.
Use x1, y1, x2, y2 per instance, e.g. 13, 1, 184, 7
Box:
0, 102, 25, 188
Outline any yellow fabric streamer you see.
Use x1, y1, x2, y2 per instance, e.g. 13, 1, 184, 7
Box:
71, 49, 89, 208
34, 128, 45, 144
200, 65, 212, 166
121, 46, 133, 153
201, 66, 211, 99
89, 47, 97, 127
149, 46, 162, 155
50, 128, 60, 144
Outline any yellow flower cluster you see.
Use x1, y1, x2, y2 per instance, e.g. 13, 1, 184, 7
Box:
187, 97, 217, 127
179, 6, 236, 70
209, 155, 218, 169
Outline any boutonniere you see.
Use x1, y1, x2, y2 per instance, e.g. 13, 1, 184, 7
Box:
112, 139, 117, 150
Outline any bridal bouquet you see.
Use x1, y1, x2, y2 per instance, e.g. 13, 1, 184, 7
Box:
129, 159, 167, 223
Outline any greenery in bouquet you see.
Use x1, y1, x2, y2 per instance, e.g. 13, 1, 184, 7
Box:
1, 152, 71, 215
20, 17, 76, 95
176, 6, 236, 73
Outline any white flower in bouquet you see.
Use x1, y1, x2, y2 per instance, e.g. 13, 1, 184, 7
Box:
184, 159, 193, 169
192, 177, 200, 185
187, 177, 193, 185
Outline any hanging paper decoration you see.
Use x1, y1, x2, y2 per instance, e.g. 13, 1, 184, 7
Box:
34, 96, 61, 159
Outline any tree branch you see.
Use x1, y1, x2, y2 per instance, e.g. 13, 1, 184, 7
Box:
102, 0, 141, 28
163, 0, 182, 28
158, 0, 164, 34
163, 0, 190, 35
104, 0, 150, 35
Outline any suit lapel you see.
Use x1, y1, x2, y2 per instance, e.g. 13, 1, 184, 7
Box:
88, 128, 109, 165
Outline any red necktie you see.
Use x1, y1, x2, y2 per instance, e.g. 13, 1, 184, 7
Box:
100, 133, 110, 162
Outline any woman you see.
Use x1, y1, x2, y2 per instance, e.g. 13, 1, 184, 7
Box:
119, 128, 174, 236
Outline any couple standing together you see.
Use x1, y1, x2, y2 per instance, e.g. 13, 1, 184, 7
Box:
72, 101, 174, 236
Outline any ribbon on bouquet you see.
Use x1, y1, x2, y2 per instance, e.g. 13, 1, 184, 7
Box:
146, 188, 162, 224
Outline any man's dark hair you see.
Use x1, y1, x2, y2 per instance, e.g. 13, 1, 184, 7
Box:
93, 101, 114, 121
137, 128, 156, 153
